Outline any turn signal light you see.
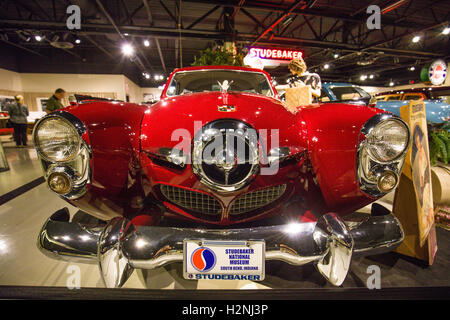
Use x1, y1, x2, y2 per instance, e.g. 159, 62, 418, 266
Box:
48, 172, 72, 194
377, 171, 397, 193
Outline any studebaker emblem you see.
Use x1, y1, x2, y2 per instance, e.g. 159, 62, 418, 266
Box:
218, 105, 236, 112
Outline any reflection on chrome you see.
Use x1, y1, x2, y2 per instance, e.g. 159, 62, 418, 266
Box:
37, 204, 404, 288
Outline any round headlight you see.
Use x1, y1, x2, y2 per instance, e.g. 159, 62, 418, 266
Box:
366, 119, 409, 162
34, 117, 81, 162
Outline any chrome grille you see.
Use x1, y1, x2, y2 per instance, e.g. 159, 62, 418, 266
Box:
229, 184, 287, 215
160, 185, 221, 216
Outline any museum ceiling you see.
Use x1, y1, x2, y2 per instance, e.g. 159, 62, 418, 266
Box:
0, 0, 449, 86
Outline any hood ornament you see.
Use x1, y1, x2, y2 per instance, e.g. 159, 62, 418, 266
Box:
217, 80, 233, 93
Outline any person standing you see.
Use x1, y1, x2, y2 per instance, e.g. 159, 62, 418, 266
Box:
45, 88, 66, 113
6, 95, 29, 147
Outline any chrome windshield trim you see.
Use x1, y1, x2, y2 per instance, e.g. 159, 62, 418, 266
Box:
166, 69, 275, 97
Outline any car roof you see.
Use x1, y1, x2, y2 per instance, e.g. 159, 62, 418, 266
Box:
322, 82, 358, 88
171, 65, 272, 77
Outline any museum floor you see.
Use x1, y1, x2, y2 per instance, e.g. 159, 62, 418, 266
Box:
0, 134, 448, 290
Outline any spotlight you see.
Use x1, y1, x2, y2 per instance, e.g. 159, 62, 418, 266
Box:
143, 39, 150, 47
369, 74, 374, 79
360, 75, 367, 81
121, 43, 134, 56
442, 27, 450, 35
75, 38, 81, 44
35, 35, 42, 41
409, 66, 415, 71
323, 64, 330, 69
145, 73, 150, 79
412, 35, 420, 43
389, 81, 394, 86
333, 53, 339, 59
124, 33, 129, 36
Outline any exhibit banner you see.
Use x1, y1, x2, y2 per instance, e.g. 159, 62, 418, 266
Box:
244, 46, 303, 69
393, 100, 437, 264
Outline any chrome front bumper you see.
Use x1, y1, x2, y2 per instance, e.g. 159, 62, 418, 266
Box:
38, 204, 404, 288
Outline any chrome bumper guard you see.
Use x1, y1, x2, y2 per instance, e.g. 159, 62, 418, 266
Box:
38, 204, 404, 288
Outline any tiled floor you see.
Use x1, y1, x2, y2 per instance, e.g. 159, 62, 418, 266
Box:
0, 134, 448, 290
0, 136, 42, 195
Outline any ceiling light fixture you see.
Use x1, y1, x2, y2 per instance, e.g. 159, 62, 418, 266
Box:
412, 35, 420, 43
35, 35, 42, 41
121, 43, 134, 56
323, 64, 330, 69
442, 27, 450, 35
143, 39, 150, 47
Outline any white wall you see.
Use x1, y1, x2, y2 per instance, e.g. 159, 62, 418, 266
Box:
0, 68, 22, 92
124, 76, 141, 102
0, 68, 163, 106
19, 73, 127, 100
141, 87, 163, 102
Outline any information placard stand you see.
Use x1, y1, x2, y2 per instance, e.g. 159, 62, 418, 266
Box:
0, 139, 9, 173
393, 100, 437, 265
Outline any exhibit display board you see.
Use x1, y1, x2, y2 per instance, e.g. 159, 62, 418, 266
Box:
393, 100, 437, 264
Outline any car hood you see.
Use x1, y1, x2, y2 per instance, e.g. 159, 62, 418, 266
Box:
140, 91, 305, 153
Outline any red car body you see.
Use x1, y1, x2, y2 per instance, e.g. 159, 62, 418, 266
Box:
34, 66, 408, 288
62, 66, 384, 226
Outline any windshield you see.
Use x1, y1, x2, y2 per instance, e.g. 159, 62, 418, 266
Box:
326, 86, 371, 101
166, 70, 274, 97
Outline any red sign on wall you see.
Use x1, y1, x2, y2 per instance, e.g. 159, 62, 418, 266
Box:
248, 47, 303, 61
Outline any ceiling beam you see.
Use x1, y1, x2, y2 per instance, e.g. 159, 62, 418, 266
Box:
179, 0, 425, 29
142, 0, 153, 26
187, 5, 221, 29
0, 37, 46, 57
155, 38, 167, 73
81, 33, 115, 59
0, 19, 445, 60
251, 0, 305, 45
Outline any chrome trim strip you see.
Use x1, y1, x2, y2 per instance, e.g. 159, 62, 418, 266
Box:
166, 69, 275, 98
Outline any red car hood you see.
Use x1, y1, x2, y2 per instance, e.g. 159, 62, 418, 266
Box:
141, 91, 304, 153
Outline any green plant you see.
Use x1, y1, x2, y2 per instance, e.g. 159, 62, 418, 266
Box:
191, 47, 244, 67
428, 121, 449, 165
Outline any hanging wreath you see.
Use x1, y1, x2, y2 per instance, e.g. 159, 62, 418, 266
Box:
191, 46, 244, 67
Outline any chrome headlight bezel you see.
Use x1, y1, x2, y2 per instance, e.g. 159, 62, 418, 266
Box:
357, 113, 410, 197
365, 118, 410, 163
33, 111, 90, 200
33, 112, 86, 163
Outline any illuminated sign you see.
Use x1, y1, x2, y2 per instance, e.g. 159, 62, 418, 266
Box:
248, 47, 303, 61
428, 60, 447, 86
244, 46, 303, 69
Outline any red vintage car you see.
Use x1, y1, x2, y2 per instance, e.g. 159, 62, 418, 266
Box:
34, 66, 409, 288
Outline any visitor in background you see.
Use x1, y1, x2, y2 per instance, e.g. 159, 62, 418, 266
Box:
286, 58, 322, 98
45, 88, 66, 113
5, 95, 29, 147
